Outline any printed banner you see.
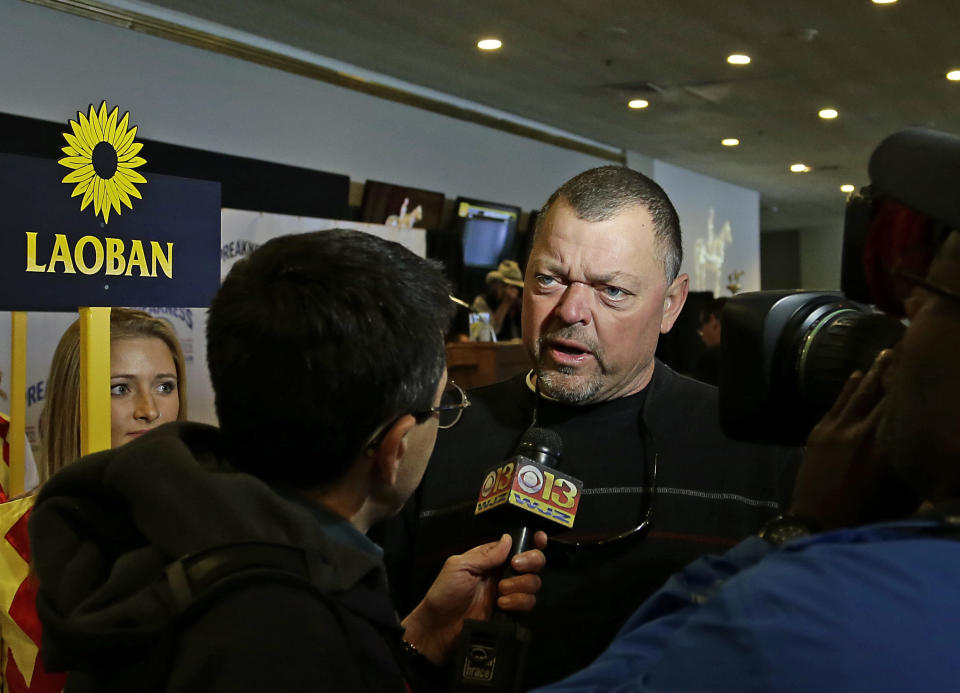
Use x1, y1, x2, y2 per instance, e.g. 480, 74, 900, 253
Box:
0, 152, 220, 310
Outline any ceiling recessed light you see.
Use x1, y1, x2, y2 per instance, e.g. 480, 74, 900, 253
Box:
727, 54, 751, 65
628, 99, 649, 109
818, 108, 839, 119
721, 138, 740, 147
872, 0, 897, 4
477, 38, 502, 50
840, 184, 855, 193
947, 70, 960, 81
790, 163, 811, 173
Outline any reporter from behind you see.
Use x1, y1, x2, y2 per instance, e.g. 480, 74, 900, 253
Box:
28, 231, 546, 692
536, 130, 960, 692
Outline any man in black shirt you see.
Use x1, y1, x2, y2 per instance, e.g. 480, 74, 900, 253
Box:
384, 168, 800, 688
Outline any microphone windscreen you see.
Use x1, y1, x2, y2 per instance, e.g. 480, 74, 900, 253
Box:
519, 427, 562, 458
474, 426, 582, 528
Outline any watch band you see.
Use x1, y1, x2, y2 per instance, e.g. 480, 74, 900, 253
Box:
758, 514, 821, 546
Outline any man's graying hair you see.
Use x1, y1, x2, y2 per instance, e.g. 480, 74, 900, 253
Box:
535, 166, 683, 281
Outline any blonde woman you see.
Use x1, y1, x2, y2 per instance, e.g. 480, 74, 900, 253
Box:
0, 308, 187, 693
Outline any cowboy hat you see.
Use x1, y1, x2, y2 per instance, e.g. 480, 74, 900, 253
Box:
485, 260, 524, 288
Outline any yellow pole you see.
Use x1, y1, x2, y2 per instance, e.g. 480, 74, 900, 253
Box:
79, 307, 111, 456
8, 312, 27, 497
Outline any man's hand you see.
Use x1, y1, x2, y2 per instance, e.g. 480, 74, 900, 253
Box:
400, 531, 547, 665
790, 349, 919, 530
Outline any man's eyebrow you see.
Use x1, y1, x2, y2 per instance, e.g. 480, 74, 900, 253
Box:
576, 269, 645, 290
589, 270, 640, 285
534, 261, 642, 287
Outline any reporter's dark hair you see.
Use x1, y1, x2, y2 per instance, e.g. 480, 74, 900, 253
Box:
207, 230, 453, 486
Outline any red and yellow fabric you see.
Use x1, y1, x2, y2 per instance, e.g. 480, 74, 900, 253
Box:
0, 495, 65, 693
0, 415, 39, 504
0, 416, 10, 503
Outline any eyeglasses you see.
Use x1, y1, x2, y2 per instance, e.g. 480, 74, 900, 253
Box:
891, 267, 960, 308
365, 380, 471, 451
550, 451, 657, 549
412, 380, 471, 430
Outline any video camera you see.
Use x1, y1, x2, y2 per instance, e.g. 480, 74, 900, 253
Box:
720, 128, 960, 446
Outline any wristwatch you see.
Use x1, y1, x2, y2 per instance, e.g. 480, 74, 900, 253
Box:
758, 514, 821, 546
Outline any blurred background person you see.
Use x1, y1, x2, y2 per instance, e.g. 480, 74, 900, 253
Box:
471, 259, 524, 341
0, 308, 186, 693
692, 296, 727, 386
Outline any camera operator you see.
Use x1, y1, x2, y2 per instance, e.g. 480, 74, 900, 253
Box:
533, 130, 960, 692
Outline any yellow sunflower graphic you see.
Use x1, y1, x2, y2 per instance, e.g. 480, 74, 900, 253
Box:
58, 101, 147, 224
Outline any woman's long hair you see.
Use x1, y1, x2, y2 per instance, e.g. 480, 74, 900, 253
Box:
39, 308, 187, 482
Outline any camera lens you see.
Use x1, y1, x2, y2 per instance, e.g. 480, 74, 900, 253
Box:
720, 291, 904, 446
797, 309, 905, 413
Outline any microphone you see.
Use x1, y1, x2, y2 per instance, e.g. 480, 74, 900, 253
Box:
452, 428, 582, 692
475, 428, 583, 553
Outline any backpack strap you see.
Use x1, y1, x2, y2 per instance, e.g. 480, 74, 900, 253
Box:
164, 541, 333, 615
162, 541, 444, 692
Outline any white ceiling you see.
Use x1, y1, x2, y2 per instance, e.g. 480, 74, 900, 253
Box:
138, 0, 960, 232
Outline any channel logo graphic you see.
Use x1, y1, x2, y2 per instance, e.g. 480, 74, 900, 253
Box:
474, 458, 583, 528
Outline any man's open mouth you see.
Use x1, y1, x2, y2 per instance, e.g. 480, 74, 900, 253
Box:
544, 339, 594, 361
553, 343, 588, 355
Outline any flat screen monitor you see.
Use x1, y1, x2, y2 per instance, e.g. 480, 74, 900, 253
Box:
455, 197, 521, 269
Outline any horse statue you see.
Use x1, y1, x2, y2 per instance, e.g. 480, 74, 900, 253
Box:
693, 208, 734, 296
385, 197, 424, 230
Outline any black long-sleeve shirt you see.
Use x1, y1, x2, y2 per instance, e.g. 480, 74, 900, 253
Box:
381, 361, 800, 689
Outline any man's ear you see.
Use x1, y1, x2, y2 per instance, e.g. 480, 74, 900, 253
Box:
367, 414, 417, 486
661, 273, 689, 334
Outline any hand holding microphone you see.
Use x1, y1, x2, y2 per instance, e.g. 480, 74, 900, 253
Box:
475, 427, 583, 564
400, 428, 581, 689
445, 427, 581, 691
400, 531, 547, 665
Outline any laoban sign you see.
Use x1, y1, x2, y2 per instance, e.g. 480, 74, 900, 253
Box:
0, 102, 219, 311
